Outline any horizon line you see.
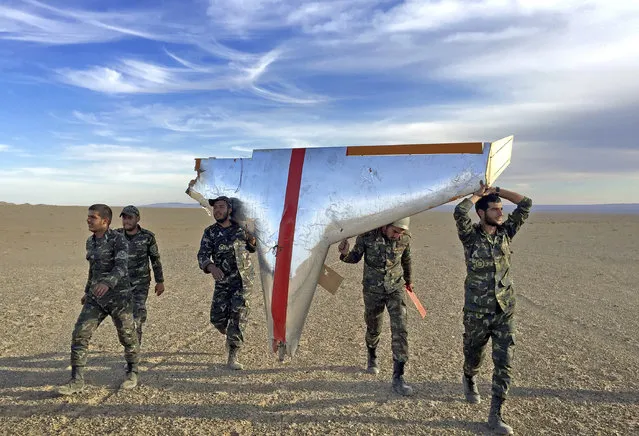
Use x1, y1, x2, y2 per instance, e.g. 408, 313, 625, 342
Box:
2, 201, 639, 208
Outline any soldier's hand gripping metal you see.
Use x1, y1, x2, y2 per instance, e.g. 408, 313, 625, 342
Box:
338, 239, 349, 255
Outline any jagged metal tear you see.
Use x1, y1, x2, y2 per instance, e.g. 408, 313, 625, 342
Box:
187, 136, 513, 357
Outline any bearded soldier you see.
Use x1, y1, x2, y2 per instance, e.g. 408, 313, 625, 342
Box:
197, 196, 256, 370
454, 182, 532, 435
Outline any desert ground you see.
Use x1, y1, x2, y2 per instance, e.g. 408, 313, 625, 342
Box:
0, 203, 637, 435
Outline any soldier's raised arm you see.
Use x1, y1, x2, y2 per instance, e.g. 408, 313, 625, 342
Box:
454, 198, 475, 244
241, 227, 257, 253
454, 182, 490, 244
339, 234, 365, 264
498, 188, 532, 239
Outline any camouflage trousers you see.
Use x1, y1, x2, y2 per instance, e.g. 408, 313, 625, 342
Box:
71, 294, 139, 367
210, 281, 251, 349
463, 309, 515, 399
131, 284, 150, 342
363, 288, 409, 363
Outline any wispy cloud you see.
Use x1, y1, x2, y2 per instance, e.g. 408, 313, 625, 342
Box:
62, 143, 194, 176
1, 1, 150, 45
72, 110, 108, 126
0, 143, 197, 205
442, 27, 541, 43
2, 1, 324, 103
0, 0, 192, 45
55, 49, 323, 104
2, 1, 639, 204
61, 97, 639, 186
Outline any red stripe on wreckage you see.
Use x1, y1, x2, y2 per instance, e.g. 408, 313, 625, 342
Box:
271, 148, 306, 350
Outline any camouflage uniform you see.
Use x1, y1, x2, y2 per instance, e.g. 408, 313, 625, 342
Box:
116, 225, 164, 342
454, 196, 532, 399
71, 228, 139, 368
340, 229, 412, 363
197, 222, 256, 348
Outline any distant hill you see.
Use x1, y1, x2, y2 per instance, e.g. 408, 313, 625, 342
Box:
141, 202, 201, 208
437, 203, 639, 214
1, 201, 638, 213
141, 202, 639, 213
529, 204, 639, 214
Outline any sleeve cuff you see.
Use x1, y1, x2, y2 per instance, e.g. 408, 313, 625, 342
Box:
455, 197, 474, 214
518, 196, 533, 208
200, 260, 212, 272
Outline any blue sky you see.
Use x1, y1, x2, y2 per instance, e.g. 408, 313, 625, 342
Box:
1, 0, 638, 206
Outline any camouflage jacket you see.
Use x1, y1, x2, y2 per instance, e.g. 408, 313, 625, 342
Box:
116, 226, 164, 287
454, 197, 532, 314
84, 228, 130, 297
340, 228, 412, 294
197, 222, 256, 288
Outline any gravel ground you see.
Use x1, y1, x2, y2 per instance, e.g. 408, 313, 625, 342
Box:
0, 204, 637, 435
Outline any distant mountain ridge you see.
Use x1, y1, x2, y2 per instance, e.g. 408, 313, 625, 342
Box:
437, 203, 639, 214
140, 202, 639, 214
1, 202, 638, 214
523, 203, 639, 213
141, 202, 201, 208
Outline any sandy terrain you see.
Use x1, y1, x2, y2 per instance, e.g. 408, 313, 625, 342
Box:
0, 203, 637, 435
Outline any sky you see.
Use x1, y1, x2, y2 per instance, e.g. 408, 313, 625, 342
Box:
1, 0, 638, 206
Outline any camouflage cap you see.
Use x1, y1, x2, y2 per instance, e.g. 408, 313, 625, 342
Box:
208, 196, 232, 208
390, 217, 410, 230
119, 205, 140, 217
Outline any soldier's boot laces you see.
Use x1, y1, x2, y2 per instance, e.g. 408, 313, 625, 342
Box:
462, 374, 481, 404
57, 366, 85, 396
120, 364, 139, 390
488, 396, 514, 435
366, 346, 380, 375
391, 360, 414, 396
227, 346, 244, 370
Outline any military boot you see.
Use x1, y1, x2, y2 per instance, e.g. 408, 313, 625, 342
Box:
462, 374, 481, 404
391, 360, 414, 396
366, 346, 379, 374
227, 346, 244, 370
488, 396, 514, 435
120, 363, 139, 390
277, 342, 286, 362
58, 366, 85, 396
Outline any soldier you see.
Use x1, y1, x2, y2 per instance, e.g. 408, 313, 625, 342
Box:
58, 204, 139, 396
454, 182, 532, 435
197, 196, 256, 370
116, 205, 165, 346
338, 218, 414, 396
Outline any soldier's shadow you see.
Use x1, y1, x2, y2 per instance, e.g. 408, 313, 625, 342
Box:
0, 351, 484, 433
0, 351, 212, 399
1, 352, 637, 434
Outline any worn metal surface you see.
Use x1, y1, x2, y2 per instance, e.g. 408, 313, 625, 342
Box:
187, 136, 513, 357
